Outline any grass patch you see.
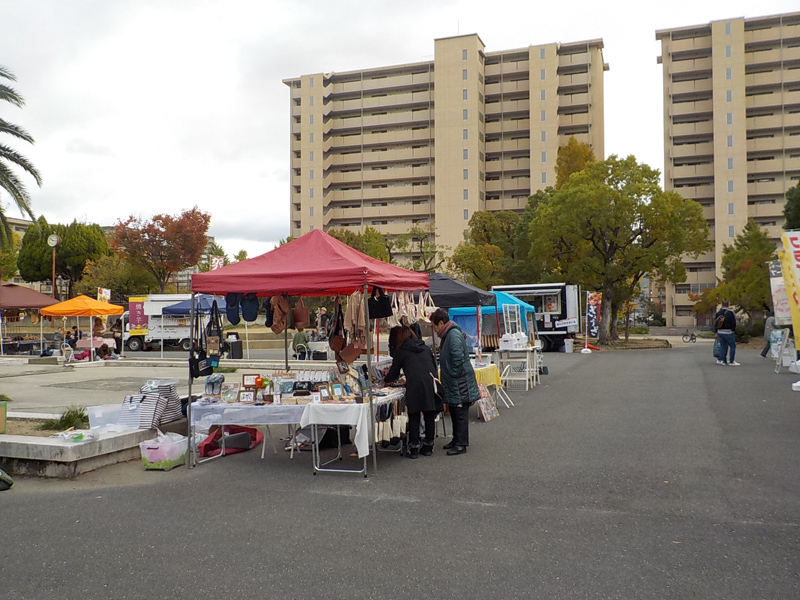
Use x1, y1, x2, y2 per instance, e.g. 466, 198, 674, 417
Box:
0, 394, 12, 402
214, 366, 238, 373
38, 405, 89, 431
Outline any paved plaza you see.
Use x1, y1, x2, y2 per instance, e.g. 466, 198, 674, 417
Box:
1, 343, 799, 599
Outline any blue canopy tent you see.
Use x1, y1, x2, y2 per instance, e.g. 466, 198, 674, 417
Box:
449, 291, 537, 349
162, 294, 226, 315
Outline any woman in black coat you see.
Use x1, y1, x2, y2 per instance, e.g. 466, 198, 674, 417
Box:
384, 325, 441, 458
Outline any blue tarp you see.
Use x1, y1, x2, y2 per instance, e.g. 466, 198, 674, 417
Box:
449, 291, 536, 348
162, 295, 227, 315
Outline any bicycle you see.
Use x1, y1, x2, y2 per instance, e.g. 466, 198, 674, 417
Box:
682, 330, 697, 343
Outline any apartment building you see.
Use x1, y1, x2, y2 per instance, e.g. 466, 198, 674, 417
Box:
657, 11, 800, 327
283, 33, 606, 253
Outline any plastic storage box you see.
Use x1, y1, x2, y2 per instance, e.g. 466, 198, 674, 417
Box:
139, 433, 188, 471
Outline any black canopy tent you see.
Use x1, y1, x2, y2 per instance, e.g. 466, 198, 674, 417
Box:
427, 273, 496, 308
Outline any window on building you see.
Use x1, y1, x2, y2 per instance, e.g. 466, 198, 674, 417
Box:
309, 114, 314, 125
463, 149, 469, 160
540, 89, 546, 101
540, 110, 546, 122
463, 189, 469, 200
540, 48, 546, 60
309, 207, 314, 217
727, 202, 735, 215
464, 209, 469, 221
463, 109, 468, 120
309, 151, 314, 161
728, 225, 735, 238
541, 172, 547, 184
540, 69, 546, 80
541, 131, 546, 142
309, 169, 314, 180
727, 180, 734, 192
726, 112, 733, 125
309, 132, 314, 143
725, 67, 732, 80
726, 90, 732, 102
541, 151, 547, 163
462, 69, 468, 80
463, 89, 468, 100
310, 225, 314, 231
725, 22, 731, 35
309, 96, 314, 106
725, 45, 732, 58
462, 49, 468, 60
727, 157, 734, 170
309, 188, 314, 199
727, 135, 733, 147
463, 129, 469, 140
463, 169, 469, 180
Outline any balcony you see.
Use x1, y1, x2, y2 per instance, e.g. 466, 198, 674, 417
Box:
671, 120, 713, 137
748, 202, 783, 218
672, 164, 714, 179
485, 139, 532, 153
667, 37, 712, 54
747, 135, 785, 153
559, 92, 589, 107
671, 99, 713, 116
748, 180, 788, 196
559, 112, 589, 127
672, 142, 714, 158
670, 78, 712, 95
558, 51, 589, 67
558, 72, 590, 87
673, 183, 714, 200
745, 70, 783, 87
484, 80, 531, 96
326, 184, 432, 203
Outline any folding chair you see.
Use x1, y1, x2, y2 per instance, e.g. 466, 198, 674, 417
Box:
60, 343, 74, 364
496, 365, 516, 408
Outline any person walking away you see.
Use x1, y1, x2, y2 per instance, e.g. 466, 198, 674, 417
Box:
761, 312, 776, 359
714, 300, 739, 366
384, 325, 441, 458
292, 327, 309, 360
110, 318, 123, 355
431, 308, 480, 455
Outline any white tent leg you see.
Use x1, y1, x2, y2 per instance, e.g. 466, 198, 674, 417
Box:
245, 320, 250, 359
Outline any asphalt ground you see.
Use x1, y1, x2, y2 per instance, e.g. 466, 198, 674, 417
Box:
2, 343, 799, 599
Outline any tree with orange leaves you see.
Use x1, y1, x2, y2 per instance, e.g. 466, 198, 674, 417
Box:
112, 207, 211, 293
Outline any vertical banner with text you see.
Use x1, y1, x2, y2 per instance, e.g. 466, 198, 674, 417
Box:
587, 292, 602, 338
778, 231, 800, 337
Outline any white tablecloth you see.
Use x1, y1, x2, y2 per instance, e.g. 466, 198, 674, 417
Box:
300, 403, 372, 458
191, 402, 306, 431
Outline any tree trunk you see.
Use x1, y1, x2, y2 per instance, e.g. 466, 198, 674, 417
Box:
610, 301, 620, 341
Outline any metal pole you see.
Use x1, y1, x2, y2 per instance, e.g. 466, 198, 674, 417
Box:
245, 320, 250, 359
364, 284, 377, 474
284, 313, 289, 371
51, 247, 56, 298
188, 292, 195, 467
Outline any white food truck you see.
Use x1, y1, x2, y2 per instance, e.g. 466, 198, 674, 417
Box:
124, 294, 193, 351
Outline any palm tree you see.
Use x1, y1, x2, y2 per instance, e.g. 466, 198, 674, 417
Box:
0, 66, 40, 247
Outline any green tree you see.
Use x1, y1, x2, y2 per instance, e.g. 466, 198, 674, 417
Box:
328, 226, 389, 261
0, 231, 20, 279
0, 66, 41, 247
17, 217, 109, 298
74, 254, 159, 302
112, 207, 211, 293
506, 189, 556, 284
527, 155, 710, 345
448, 242, 505, 289
392, 224, 447, 272
555, 136, 595, 189
783, 181, 800, 230
692, 221, 776, 321
233, 250, 248, 262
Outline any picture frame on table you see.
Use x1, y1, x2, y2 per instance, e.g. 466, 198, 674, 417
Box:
238, 389, 256, 403
331, 383, 344, 398
319, 385, 330, 401
241, 374, 260, 389
221, 382, 240, 403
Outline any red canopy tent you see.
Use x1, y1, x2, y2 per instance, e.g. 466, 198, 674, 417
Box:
0, 282, 60, 355
188, 229, 430, 472
191, 228, 429, 295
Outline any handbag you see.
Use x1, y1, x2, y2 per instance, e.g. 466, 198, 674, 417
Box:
713, 337, 724, 360
270, 296, 290, 335
292, 297, 310, 328
189, 310, 213, 378
339, 340, 361, 364
418, 291, 436, 324
386, 293, 401, 328
368, 286, 393, 319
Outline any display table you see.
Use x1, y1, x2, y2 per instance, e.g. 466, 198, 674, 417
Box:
495, 348, 541, 391
76, 337, 107, 350
473, 363, 502, 388
307, 341, 331, 360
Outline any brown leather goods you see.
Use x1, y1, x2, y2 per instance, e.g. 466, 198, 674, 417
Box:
292, 297, 310, 328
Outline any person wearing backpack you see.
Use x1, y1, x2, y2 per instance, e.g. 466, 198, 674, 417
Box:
713, 300, 739, 366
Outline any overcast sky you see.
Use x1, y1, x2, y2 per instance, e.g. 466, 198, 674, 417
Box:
1, 0, 797, 258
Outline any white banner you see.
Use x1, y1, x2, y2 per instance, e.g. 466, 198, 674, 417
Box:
97, 287, 111, 303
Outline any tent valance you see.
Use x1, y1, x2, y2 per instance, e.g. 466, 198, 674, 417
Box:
191, 229, 429, 296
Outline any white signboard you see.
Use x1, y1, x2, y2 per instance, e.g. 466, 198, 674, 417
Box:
555, 317, 579, 328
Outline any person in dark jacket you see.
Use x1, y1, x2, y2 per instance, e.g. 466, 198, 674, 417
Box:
384, 326, 441, 458
713, 300, 739, 366
431, 308, 479, 456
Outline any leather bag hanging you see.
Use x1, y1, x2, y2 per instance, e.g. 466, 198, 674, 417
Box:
328, 296, 347, 351
339, 340, 361, 364
205, 300, 224, 356
189, 309, 213, 378
368, 286, 393, 319
292, 297, 310, 328
270, 296, 290, 335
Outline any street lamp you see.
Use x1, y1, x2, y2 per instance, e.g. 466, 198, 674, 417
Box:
47, 234, 60, 298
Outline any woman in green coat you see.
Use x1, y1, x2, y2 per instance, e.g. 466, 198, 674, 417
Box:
431, 308, 479, 456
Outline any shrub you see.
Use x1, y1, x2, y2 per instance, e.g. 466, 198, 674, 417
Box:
749, 320, 765, 338
0, 394, 12, 403
734, 324, 750, 343
38, 405, 89, 431
629, 326, 650, 334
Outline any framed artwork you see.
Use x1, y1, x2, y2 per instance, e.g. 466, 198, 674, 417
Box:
242, 374, 260, 389
331, 383, 344, 398
221, 383, 240, 403
319, 386, 330, 401
476, 383, 499, 422
238, 389, 256, 403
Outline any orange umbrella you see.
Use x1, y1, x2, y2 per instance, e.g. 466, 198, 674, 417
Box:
41, 295, 123, 317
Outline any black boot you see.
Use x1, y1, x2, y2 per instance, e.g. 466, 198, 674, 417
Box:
446, 446, 467, 456
420, 444, 433, 456
408, 446, 419, 459
443, 440, 457, 450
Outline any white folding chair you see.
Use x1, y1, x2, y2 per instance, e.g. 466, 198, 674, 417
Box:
496, 365, 516, 408
60, 343, 74, 363
294, 344, 310, 360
